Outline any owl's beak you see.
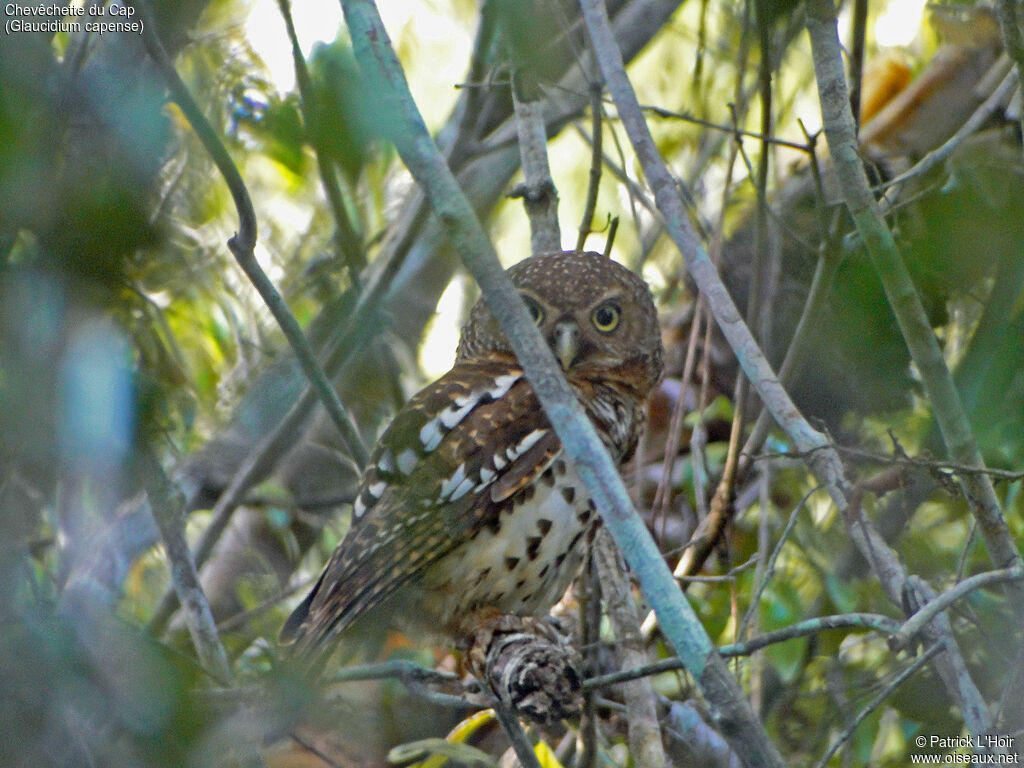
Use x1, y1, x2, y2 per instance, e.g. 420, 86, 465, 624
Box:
552, 321, 580, 370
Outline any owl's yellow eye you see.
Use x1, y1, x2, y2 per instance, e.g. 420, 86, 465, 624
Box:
522, 296, 544, 325
592, 302, 621, 333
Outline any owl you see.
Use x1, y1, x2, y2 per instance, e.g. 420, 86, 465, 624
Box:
281, 250, 663, 668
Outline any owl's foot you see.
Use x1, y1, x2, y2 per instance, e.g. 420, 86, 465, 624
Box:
461, 611, 582, 724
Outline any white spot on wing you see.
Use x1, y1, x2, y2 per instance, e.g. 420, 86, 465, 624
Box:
397, 448, 418, 475
367, 480, 387, 499
419, 418, 444, 452
506, 429, 547, 463
450, 474, 476, 501
441, 373, 522, 432
353, 495, 367, 518
377, 449, 395, 474
439, 462, 468, 501
489, 373, 521, 399
440, 398, 475, 429
493, 452, 508, 470
473, 468, 498, 492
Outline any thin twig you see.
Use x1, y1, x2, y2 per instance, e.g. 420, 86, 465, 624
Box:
578, 553, 601, 768
639, 102, 813, 152
329, 659, 459, 686
877, 68, 1019, 198
216, 576, 314, 634
651, 305, 702, 526
586, 613, 904, 690
576, 83, 605, 251
139, 446, 232, 684
739, 486, 821, 640
675, 554, 760, 583
996, 0, 1024, 142
276, 0, 366, 281
848, 0, 868, 132
572, 123, 660, 219
492, 703, 543, 768
738, 233, 843, 467
889, 566, 1024, 652
288, 733, 345, 768
813, 644, 943, 768
832, 444, 1024, 482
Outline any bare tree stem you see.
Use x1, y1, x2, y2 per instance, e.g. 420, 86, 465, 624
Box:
593, 530, 667, 768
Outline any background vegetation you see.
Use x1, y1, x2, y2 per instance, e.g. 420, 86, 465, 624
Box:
1, 0, 1023, 766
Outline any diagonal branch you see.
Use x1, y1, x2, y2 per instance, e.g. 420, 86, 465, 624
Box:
138, 445, 232, 684
133, 1, 369, 469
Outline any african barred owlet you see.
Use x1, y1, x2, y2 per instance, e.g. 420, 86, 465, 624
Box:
281, 250, 663, 667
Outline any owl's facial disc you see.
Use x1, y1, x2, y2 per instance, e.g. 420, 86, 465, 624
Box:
551, 320, 581, 370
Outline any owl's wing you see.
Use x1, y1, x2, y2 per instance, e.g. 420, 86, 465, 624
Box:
281, 358, 563, 663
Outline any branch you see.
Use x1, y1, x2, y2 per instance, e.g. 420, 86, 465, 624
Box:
579, 0, 846, 506
889, 566, 1024, 652
576, 83, 605, 251
138, 446, 232, 683
148, 283, 389, 635
739, 486, 820, 640
134, 1, 368, 469
812, 644, 943, 768
508, 53, 562, 253
995, 0, 1024, 141
878, 67, 1019, 198
491, 703, 543, 768
338, 1, 781, 766
276, 0, 367, 281
805, 0, 1024, 616
586, 613, 904, 689
583, 0, 998, 745
593, 530, 667, 768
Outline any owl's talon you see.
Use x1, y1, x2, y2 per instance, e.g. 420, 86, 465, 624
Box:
464, 613, 582, 724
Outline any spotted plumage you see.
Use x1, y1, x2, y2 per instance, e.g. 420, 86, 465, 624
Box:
281, 250, 664, 666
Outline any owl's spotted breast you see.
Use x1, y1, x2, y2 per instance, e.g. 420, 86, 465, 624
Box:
413, 457, 599, 637
282, 251, 664, 669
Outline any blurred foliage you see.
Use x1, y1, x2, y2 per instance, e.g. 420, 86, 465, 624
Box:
1, 0, 1023, 766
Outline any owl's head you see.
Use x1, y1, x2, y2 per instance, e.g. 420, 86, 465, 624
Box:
457, 251, 664, 394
